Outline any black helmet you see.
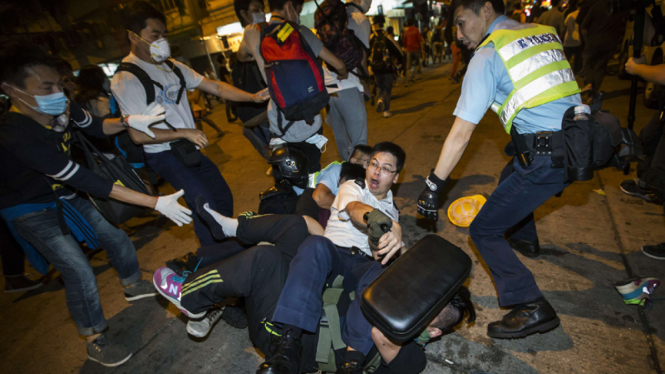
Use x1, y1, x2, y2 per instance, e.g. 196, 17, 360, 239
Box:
269, 147, 309, 189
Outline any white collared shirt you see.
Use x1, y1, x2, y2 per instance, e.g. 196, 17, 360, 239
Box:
324, 178, 400, 256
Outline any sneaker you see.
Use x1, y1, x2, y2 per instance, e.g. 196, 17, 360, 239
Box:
614, 277, 661, 306
376, 99, 384, 113
153, 266, 206, 319
382, 111, 393, 118
86, 334, 132, 367
620, 180, 663, 204
642, 243, 665, 260
186, 306, 224, 338
124, 279, 158, 301
4, 274, 43, 293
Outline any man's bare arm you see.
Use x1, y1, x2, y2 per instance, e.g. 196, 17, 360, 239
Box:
312, 184, 336, 210
197, 78, 269, 103
371, 327, 401, 364
127, 127, 208, 148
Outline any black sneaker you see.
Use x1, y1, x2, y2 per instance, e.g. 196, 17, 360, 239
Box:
620, 180, 663, 204
487, 297, 560, 339
4, 274, 43, 293
87, 334, 132, 367
124, 279, 158, 301
166, 251, 202, 277
642, 243, 665, 260
256, 329, 301, 374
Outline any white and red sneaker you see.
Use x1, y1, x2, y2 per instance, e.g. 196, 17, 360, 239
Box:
153, 267, 206, 318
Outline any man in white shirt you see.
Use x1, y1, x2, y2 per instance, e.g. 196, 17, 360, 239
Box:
323, 0, 372, 161
238, 0, 348, 173
259, 142, 406, 373
111, 1, 269, 246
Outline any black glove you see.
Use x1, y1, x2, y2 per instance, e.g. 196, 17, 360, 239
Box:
364, 209, 393, 249
417, 170, 447, 221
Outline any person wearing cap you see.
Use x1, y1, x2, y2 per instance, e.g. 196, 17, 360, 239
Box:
416, 0, 583, 339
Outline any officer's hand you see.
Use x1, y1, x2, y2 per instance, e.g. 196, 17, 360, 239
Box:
417, 170, 447, 221
366, 209, 393, 246
377, 221, 402, 265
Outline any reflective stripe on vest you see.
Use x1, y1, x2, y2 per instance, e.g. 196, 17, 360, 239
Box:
477, 25, 580, 133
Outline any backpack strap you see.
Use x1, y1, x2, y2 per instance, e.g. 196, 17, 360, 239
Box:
316, 275, 347, 369
164, 60, 186, 105
114, 62, 160, 104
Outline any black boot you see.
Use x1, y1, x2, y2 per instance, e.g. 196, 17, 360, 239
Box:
506, 237, 540, 258
256, 329, 301, 374
336, 361, 363, 374
487, 297, 560, 339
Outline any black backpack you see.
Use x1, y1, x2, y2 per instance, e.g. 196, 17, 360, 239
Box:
111, 60, 187, 168
231, 59, 269, 125
370, 30, 392, 74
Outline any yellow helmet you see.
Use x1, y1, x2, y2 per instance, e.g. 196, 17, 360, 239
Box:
447, 195, 487, 228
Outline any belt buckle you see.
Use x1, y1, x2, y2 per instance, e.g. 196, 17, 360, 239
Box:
535, 131, 553, 155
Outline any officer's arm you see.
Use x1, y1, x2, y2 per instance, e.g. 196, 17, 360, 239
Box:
312, 183, 336, 210
432, 117, 477, 180
196, 78, 269, 103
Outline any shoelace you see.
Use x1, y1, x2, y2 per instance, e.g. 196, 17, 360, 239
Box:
179, 257, 204, 280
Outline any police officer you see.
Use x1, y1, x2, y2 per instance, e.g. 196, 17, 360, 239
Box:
417, 0, 583, 339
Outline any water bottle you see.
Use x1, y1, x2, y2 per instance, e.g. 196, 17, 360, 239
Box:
573, 105, 590, 121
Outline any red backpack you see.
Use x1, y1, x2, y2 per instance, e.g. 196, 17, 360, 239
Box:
260, 21, 329, 133
314, 0, 369, 77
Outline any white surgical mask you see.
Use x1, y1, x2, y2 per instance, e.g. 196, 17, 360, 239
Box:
306, 134, 328, 152
252, 12, 267, 24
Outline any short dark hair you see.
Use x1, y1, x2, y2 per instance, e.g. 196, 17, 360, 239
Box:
0, 42, 57, 89
550, 0, 560, 7
75, 65, 108, 104
339, 162, 366, 183
429, 287, 476, 331
386, 26, 395, 34
371, 142, 406, 173
234, 0, 264, 26
268, 0, 303, 12
351, 144, 372, 160
451, 0, 505, 16
124, 1, 167, 37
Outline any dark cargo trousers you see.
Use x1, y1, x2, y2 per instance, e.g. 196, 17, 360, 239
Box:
470, 155, 569, 307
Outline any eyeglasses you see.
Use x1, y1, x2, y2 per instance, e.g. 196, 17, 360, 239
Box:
369, 161, 397, 176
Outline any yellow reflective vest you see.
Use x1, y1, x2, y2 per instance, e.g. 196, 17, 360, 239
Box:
476, 24, 580, 133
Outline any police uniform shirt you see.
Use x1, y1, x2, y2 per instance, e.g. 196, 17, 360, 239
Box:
0, 103, 113, 209
453, 15, 582, 134
111, 53, 205, 153
292, 161, 343, 196
324, 179, 400, 256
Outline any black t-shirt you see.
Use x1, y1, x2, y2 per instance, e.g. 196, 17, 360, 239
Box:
0, 102, 114, 209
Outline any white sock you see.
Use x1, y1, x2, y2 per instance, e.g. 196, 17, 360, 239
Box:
204, 203, 238, 237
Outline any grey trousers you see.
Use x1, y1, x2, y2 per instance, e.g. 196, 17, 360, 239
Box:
326, 88, 368, 161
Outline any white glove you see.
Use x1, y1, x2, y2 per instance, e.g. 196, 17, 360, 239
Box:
155, 190, 192, 226
126, 102, 166, 139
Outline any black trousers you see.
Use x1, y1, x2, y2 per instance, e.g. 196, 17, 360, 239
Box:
638, 111, 665, 195
294, 188, 320, 221
0, 219, 25, 277
180, 214, 310, 353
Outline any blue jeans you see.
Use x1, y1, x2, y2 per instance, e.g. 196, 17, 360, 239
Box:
146, 150, 233, 246
272, 236, 375, 352
12, 196, 141, 335
469, 156, 569, 306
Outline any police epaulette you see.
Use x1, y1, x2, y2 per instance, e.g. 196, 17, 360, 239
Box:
354, 177, 365, 188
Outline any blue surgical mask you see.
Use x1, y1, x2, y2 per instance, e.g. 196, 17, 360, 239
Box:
14, 87, 68, 116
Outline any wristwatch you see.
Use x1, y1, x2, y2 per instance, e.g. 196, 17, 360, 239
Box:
120, 115, 130, 128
